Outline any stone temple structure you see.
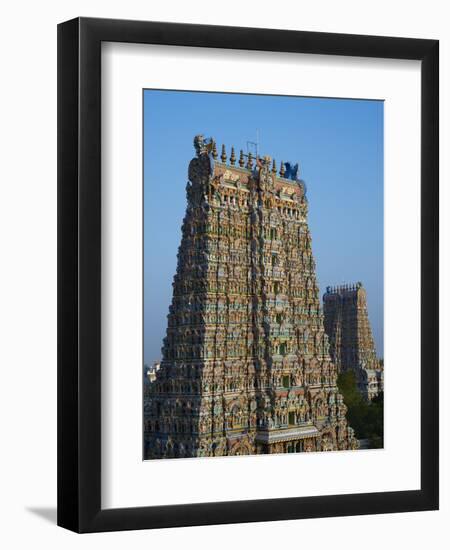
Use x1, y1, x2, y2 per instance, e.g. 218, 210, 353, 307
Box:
144, 136, 359, 459
323, 283, 383, 401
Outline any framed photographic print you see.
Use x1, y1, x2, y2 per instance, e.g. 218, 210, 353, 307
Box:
57, 17, 439, 532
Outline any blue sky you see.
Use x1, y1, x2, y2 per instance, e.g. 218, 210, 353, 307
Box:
144, 90, 384, 364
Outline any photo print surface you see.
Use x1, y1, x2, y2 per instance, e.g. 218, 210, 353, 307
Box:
143, 90, 384, 460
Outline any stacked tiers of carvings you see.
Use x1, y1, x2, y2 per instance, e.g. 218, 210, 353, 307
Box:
323, 284, 384, 401
144, 136, 359, 458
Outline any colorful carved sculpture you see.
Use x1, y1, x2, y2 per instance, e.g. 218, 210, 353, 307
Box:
144, 136, 359, 459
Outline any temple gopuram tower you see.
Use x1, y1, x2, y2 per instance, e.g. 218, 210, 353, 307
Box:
323, 283, 383, 400
144, 135, 358, 459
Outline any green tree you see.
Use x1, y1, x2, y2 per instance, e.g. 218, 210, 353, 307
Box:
337, 371, 384, 449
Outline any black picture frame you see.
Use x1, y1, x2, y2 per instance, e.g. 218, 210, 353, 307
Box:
57, 17, 439, 533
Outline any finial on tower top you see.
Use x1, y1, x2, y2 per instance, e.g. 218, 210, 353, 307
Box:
272, 158, 277, 174
280, 161, 285, 177
221, 144, 227, 163
239, 149, 245, 167
230, 147, 236, 165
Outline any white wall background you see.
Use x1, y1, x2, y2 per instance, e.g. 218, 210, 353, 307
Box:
0, 0, 447, 548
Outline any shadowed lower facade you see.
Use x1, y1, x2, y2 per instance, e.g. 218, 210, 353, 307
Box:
144, 136, 359, 459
